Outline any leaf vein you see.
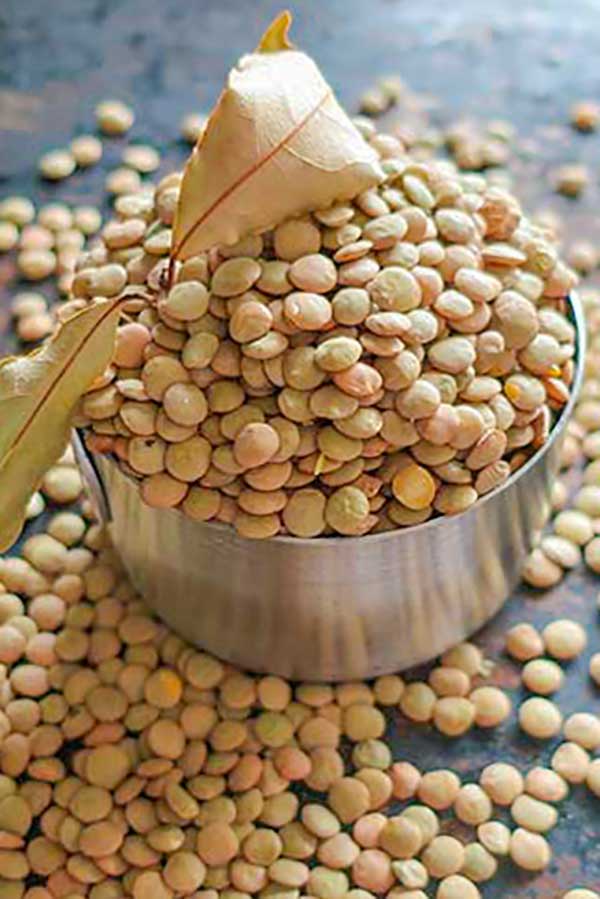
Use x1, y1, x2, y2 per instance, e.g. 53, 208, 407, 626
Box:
7, 299, 121, 458
172, 87, 332, 259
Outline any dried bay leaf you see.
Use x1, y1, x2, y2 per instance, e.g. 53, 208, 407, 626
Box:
0, 298, 123, 551
171, 11, 383, 261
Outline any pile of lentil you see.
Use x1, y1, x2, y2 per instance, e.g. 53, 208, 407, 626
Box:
0, 457, 598, 899
0, 69, 599, 897
67, 119, 578, 538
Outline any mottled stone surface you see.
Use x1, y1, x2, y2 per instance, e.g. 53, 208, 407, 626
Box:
0, 1, 599, 894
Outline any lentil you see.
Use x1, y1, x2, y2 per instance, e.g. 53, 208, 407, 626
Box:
433, 697, 475, 736
525, 766, 568, 802
479, 763, 523, 805
552, 742, 590, 784
542, 619, 587, 660
70, 135, 103, 167
393, 858, 428, 889
454, 784, 492, 825
0, 195, 35, 225
461, 843, 497, 883
477, 821, 511, 856
563, 712, 600, 750
505, 622, 544, 661
0, 223, 18, 253
440, 643, 482, 677
436, 875, 480, 899
422, 836, 464, 878
96, 100, 135, 135
519, 697, 563, 739
570, 99, 600, 130
587, 759, 600, 797
509, 828, 551, 871
38, 150, 76, 181
470, 687, 511, 728
180, 112, 207, 143
418, 771, 460, 810
123, 144, 161, 173
399, 683, 436, 723
522, 549, 563, 588
522, 658, 564, 695
511, 791, 558, 833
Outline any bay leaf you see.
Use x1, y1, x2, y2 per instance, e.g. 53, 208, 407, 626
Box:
0, 297, 122, 551
171, 11, 383, 261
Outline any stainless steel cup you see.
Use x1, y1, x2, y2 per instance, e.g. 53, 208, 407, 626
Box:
75, 295, 585, 682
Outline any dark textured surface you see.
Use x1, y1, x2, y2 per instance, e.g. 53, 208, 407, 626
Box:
0, 1, 599, 895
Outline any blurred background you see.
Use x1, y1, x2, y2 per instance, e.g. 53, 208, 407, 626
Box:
1, 0, 600, 170
2, 0, 600, 337
2, 0, 600, 254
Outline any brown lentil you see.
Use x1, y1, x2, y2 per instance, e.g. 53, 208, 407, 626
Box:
509, 828, 551, 871
522, 658, 564, 695
519, 697, 563, 739
542, 619, 588, 660
96, 100, 135, 135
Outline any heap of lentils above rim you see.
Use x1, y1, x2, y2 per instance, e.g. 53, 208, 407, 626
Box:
71, 117, 578, 539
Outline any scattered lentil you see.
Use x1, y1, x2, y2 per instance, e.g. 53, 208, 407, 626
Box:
123, 144, 161, 173
422, 835, 464, 878
563, 712, 600, 750
479, 763, 524, 805
453, 784, 492, 825
477, 821, 511, 856
586, 758, 600, 797
96, 99, 135, 135
0, 222, 18, 252
554, 163, 589, 197
552, 742, 590, 784
461, 842, 497, 883
0, 195, 35, 225
521, 658, 564, 695
432, 697, 475, 736
505, 622, 544, 661
38, 149, 76, 181
417, 770, 461, 810
511, 794, 558, 833
436, 874, 480, 899
570, 99, 600, 131
509, 828, 551, 871
70, 135, 103, 167
522, 549, 563, 588
469, 687, 511, 728
519, 697, 563, 739
525, 766, 568, 802
543, 619, 587, 660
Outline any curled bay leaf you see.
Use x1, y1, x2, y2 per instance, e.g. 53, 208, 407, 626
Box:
0, 298, 123, 551
171, 11, 383, 261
